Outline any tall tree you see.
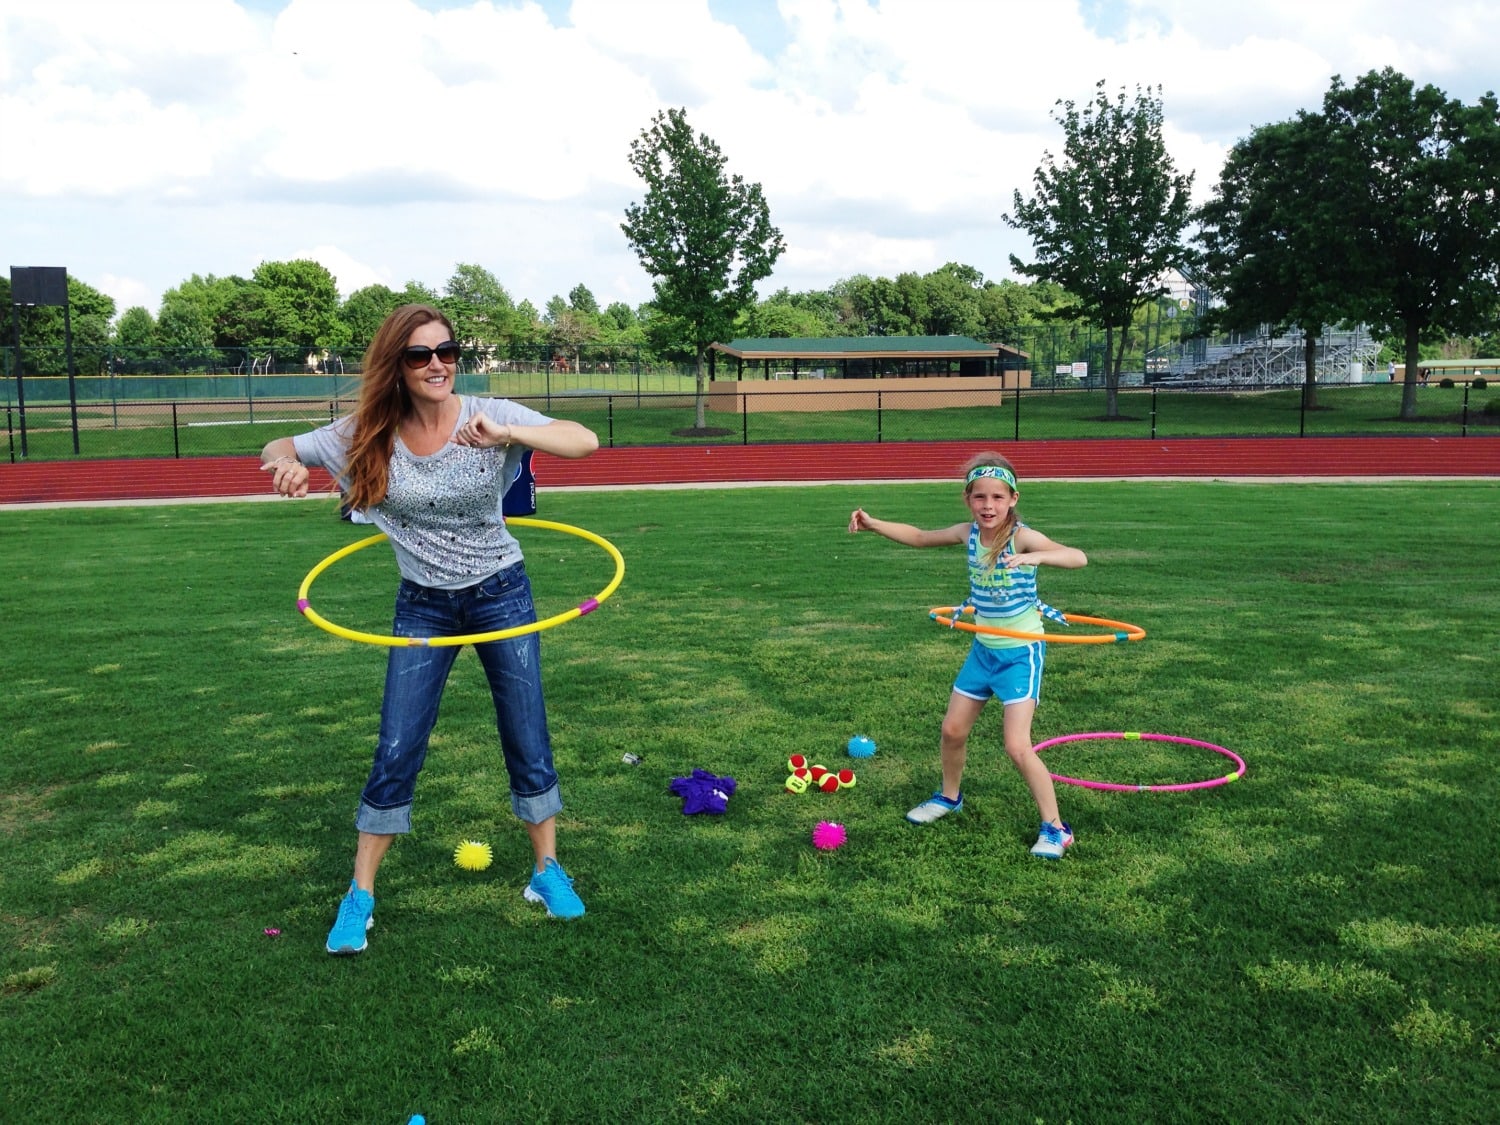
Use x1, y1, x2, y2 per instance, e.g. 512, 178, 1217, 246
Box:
157, 274, 256, 353
602, 301, 639, 334
1320, 69, 1500, 418
621, 107, 785, 429
568, 283, 600, 316
922, 263, 985, 337
1195, 113, 1350, 407
544, 295, 599, 369
976, 278, 1072, 342
340, 284, 403, 351
443, 264, 517, 349
1006, 81, 1193, 418
113, 306, 157, 351
740, 289, 836, 339
251, 260, 345, 358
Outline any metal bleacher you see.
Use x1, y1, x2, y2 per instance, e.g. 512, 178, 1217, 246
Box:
1150, 325, 1381, 387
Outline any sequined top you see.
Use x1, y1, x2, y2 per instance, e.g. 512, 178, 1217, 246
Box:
294, 395, 551, 589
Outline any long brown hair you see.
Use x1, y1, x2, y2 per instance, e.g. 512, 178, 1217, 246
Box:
961, 451, 1019, 570
343, 304, 455, 511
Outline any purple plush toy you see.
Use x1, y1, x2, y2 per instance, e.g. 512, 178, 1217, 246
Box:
669, 769, 737, 815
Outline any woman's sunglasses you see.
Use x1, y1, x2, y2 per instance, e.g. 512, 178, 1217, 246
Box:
402, 341, 461, 369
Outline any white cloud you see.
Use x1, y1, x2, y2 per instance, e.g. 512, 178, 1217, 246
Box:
281, 244, 389, 296
2, 0, 1494, 316
98, 273, 152, 317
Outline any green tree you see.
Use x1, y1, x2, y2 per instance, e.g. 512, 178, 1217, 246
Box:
568, 284, 600, 316
740, 289, 833, 338
513, 299, 543, 348
621, 107, 785, 429
157, 274, 255, 358
922, 263, 984, 337
602, 301, 638, 334
1006, 81, 1194, 418
1195, 113, 1351, 408
113, 309, 157, 357
251, 259, 345, 359
156, 276, 218, 356
975, 278, 1072, 342
3, 274, 114, 374
544, 295, 599, 369
399, 280, 440, 306
834, 274, 918, 336
443, 264, 517, 349
220, 278, 272, 353
340, 284, 402, 351
1320, 68, 1500, 418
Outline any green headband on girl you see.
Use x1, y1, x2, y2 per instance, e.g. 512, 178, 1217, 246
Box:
966, 465, 1017, 489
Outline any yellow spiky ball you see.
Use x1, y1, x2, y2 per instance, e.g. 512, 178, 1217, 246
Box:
453, 839, 493, 871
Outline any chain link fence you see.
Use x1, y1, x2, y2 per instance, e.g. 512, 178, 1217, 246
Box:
4, 379, 1494, 462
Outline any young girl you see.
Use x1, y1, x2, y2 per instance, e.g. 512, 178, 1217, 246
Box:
847, 453, 1087, 859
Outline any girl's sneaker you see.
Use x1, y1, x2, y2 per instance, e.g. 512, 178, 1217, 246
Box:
1030, 821, 1074, 859
905, 791, 963, 824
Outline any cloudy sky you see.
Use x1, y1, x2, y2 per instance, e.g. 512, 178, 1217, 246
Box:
3, 0, 1496, 319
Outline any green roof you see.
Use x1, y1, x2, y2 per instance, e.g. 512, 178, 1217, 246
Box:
715, 336, 996, 360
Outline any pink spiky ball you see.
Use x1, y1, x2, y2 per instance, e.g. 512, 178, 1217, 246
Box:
812, 820, 847, 851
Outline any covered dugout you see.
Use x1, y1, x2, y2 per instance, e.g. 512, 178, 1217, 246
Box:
708, 335, 1029, 383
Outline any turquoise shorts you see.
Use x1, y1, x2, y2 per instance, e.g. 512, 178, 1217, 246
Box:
953, 639, 1045, 705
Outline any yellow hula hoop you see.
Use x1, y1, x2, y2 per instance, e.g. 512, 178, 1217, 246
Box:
297, 518, 625, 647
929, 606, 1145, 644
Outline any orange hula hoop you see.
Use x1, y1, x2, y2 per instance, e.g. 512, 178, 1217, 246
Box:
929, 606, 1145, 644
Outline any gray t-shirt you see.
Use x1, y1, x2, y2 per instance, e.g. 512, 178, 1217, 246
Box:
293, 395, 551, 589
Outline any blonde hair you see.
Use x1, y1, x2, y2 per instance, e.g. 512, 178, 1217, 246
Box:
961, 451, 1018, 570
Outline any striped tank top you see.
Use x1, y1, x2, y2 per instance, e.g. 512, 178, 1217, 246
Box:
967, 522, 1044, 649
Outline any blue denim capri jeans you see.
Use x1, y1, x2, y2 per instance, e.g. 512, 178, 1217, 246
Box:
355, 563, 562, 833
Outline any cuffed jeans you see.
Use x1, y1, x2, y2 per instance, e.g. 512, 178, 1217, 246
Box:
355, 564, 563, 833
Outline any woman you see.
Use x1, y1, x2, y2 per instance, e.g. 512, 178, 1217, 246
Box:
262, 304, 599, 953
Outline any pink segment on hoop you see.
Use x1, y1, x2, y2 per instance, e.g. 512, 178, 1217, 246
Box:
578, 598, 600, 615
1031, 731, 1246, 792
297, 598, 309, 613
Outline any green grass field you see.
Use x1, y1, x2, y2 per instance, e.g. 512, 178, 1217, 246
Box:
2, 482, 1497, 1122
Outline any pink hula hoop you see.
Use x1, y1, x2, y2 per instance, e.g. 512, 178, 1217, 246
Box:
1031, 731, 1246, 793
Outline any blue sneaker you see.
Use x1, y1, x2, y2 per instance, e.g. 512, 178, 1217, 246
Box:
523, 857, 585, 919
1030, 821, 1074, 859
906, 791, 963, 824
325, 881, 375, 954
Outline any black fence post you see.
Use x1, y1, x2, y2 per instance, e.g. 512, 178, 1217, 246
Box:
1461, 384, 1469, 437
1150, 385, 1157, 440
1013, 382, 1021, 442
876, 391, 883, 442
607, 396, 614, 448
741, 396, 748, 444
172, 402, 180, 458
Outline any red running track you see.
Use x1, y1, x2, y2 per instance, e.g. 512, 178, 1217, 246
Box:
1, 437, 1497, 504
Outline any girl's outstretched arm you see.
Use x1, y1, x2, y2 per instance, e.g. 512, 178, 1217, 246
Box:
1007, 525, 1088, 569
848, 508, 967, 548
